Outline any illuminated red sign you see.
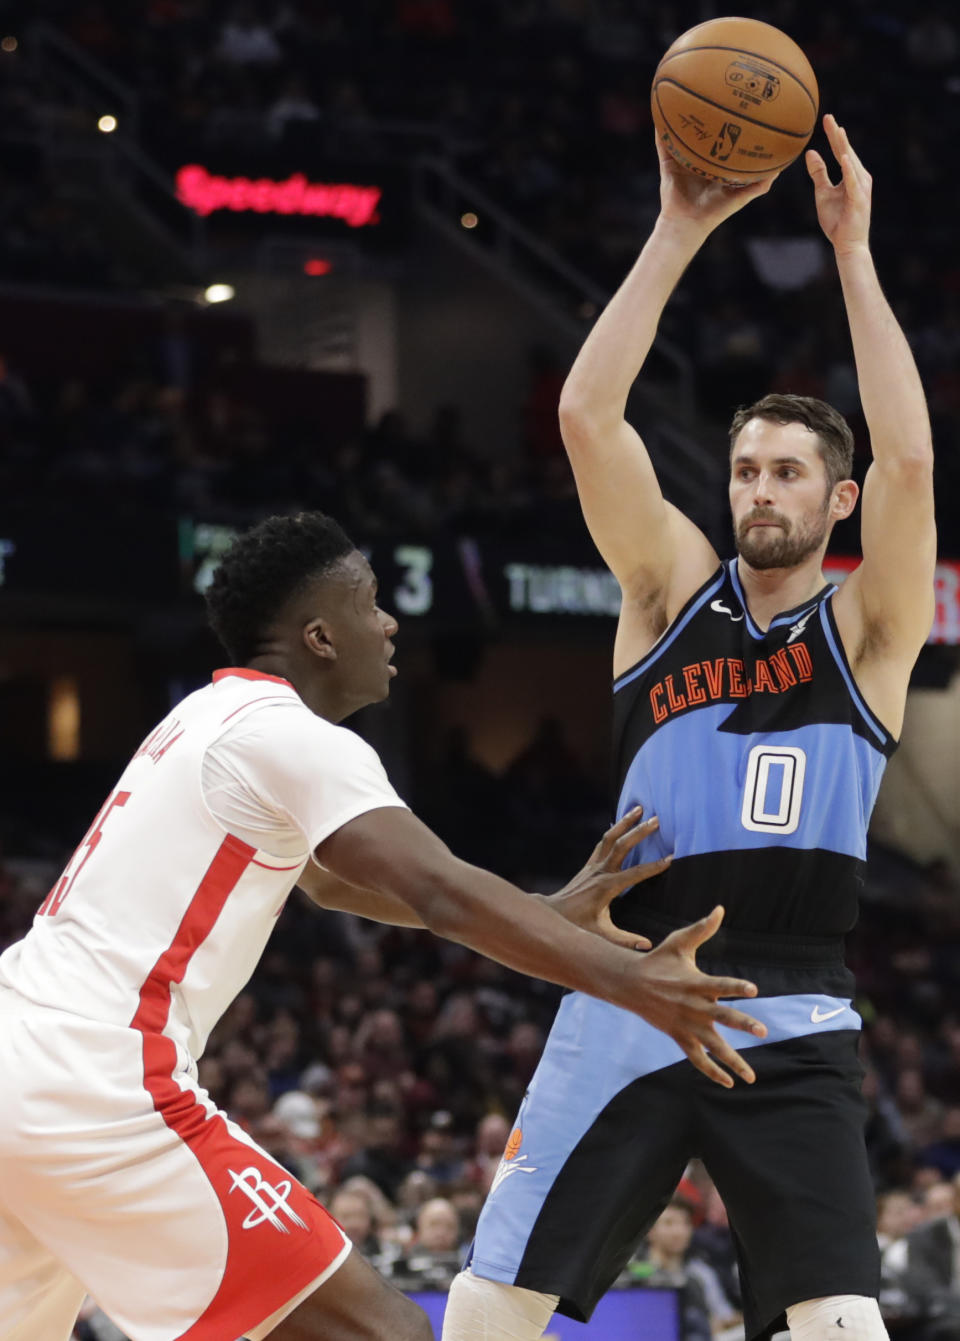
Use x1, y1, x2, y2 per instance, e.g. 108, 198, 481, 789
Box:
175, 164, 382, 227
825, 558, 960, 644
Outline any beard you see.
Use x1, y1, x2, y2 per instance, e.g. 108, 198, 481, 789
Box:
734, 501, 830, 570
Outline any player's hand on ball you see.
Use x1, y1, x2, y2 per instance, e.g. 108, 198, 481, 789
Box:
656, 135, 779, 236
805, 114, 872, 256
637, 905, 767, 1088
546, 806, 669, 951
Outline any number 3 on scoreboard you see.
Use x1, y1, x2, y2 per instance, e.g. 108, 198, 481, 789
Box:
740, 745, 806, 835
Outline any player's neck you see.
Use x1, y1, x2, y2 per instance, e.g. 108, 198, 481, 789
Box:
735, 552, 827, 631
245, 654, 351, 723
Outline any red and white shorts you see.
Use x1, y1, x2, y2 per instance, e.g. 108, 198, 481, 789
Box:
0, 990, 350, 1341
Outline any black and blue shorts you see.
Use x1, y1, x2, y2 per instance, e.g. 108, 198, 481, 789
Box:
466, 934, 879, 1341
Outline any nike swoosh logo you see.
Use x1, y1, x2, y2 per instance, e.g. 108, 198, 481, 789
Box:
810, 1005, 846, 1023
710, 599, 744, 621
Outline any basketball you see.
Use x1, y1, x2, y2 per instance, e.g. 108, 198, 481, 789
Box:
651, 17, 819, 186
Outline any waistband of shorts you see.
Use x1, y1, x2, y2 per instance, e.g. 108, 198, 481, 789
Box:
625, 910, 846, 966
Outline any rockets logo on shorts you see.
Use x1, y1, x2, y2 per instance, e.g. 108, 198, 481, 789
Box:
228, 1167, 308, 1233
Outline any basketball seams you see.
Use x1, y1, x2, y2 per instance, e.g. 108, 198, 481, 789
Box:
654, 79, 812, 147
655, 46, 818, 116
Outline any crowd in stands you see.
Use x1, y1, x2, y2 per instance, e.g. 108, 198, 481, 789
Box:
0, 346, 588, 540
1, 714, 958, 1341
3, 2, 960, 537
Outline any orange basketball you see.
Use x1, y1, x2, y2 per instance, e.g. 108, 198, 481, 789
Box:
651, 17, 818, 186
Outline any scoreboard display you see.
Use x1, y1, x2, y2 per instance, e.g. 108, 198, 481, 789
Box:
0, 514, 958, 642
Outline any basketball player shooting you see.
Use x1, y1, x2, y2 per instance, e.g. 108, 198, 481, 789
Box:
443, 115, 936, 1341
0, 511, 767, 1341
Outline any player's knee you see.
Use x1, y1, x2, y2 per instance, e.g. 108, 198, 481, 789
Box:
787, 1295, 888, 1341
441, 1269, 559, 1341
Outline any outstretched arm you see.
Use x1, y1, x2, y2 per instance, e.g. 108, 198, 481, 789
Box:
316, 806, 766, 1088
559, 142, 777, 667
297, 862, 425, 927
301, 808, 669, 940
809, 117, 936, 711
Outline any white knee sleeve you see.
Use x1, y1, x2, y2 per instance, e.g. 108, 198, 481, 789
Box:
787, 1295, 888, 1341
441, 1269, 559, 1341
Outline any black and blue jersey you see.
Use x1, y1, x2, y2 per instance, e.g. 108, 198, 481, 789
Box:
612, 558, 896, 942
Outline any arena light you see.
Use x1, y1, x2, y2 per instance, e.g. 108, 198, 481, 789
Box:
203, 283, 235, 304
460, 211, 478, 229
1, 35, 18, 53
48, 677, 81, 761
98, 114, 118, 134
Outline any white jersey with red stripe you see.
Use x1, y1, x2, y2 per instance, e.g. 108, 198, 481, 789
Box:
0, 668, 407, 1062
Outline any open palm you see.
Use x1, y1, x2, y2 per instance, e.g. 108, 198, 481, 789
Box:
806, 113, 872, 255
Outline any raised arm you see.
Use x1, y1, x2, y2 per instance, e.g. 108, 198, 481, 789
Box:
558, 141, 777, 667
809, 117, 936, 730
317, 806, 767, 1088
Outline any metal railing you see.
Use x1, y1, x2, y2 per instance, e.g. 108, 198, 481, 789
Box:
29, 21, 140, 140
20, 17, 719, 519
413, 155, 695, 401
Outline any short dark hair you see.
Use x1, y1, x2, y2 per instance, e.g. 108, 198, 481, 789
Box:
205, 511, 355, 663
728, 393, 854, 490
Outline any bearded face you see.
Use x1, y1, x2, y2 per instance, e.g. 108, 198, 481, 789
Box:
734, 491, 832, 570
728, 418, 846, 572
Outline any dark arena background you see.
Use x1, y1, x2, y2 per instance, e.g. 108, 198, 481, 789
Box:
1, 3, 958, 1339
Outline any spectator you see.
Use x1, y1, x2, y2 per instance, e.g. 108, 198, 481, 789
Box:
395, 1169, 440, 1216
464, 1112, 511, 1192
250, 1111, 317, 1192
213, 1, 282, 64
923, 1180, 959, 1223
897, 1069, 947, 1151
272, 1087, 323, 1142
339, 1104, 415, 1200
630, 1197, 738, 1341
400, 1196, 464, 1290
900, 1172, 960, 1340
919, 1109, 960, 1180
693, 1178, 742, 1314
878, 1189, 922, 1254
267, 73, 321, 139
415, 1109, 465, 1186
327, 1186, 385, 1261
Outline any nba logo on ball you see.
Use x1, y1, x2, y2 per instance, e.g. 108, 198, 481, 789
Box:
651, 17, 819, 185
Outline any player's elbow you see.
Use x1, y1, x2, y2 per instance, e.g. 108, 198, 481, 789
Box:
558, 394, 614, 456
903, 444, 934, 475
882, 441, 934, 479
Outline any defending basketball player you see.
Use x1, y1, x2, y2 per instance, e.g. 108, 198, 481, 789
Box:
0, 510, 767, 1341
443, 115, 936, 1341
